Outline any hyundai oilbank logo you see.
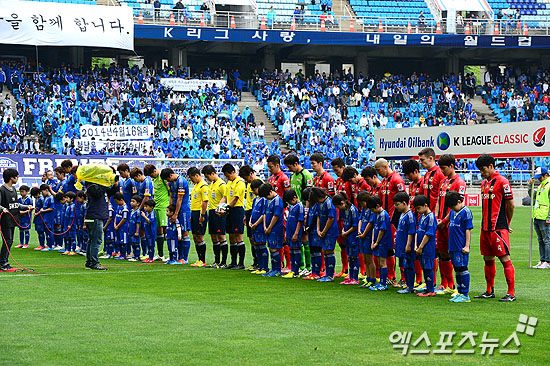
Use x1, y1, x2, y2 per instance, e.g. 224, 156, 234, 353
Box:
437, 132, 450, 150
0, 157, 17, 172
533, 127, 546, 147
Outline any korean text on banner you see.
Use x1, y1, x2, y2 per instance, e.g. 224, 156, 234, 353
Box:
79, 125, 154, 141
0, 1, 134, 50
160, 78, 227, 92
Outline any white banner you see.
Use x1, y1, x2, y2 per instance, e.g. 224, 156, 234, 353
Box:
160, 78, 227, 92
374, 120, 550, 159
74, 139, 153, 154
0, 1, 134, 50
80, 124, 154, 141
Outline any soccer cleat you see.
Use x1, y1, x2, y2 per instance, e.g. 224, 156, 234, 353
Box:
142, 258, 154, 263
114, 252, 121, 257
190, 260, 203, 267
68, 251, 77, 256
417, 291, 436, 297
262, 270, 274, 277
153, 255, 162, 261
89, 264, 108, 270
414, 282, 426, 291
317, 276, 334, 282
532, 261, 543, 269
98, 250, 106, 256
128, 257, 138, 262
178, 259, 189, 264
358, 273, 367, 280
282, 271, 295, 278
15, 244, 23, 248
434, 285, 446, 294
299, 268, 311, 277
251, 269, 261, 274
397, 279, 407, 288
22, 244, 29, 249
397, 288, 413, 294
254, 269, 267, 275
334, 270, 347, 278
499, 294, 516, 302
165, 260, 174, 265
339, 279, 352, 285
267, 271, 282, 277
140, 255, 148, 261
126, 254, 133, 259
443, 287, 459, 297
474, 291, 495, 299
231, 265, 245, 270
59, 249, 67, 253
115, 256, 125, 260
347, 279, 359, 285
359, 280, 374, 289
0, 267, 19, 272
386, 278, 396, 286
34, 246, 45, 251
245, 265, 256, 271
41, 247, 52, 252
452, 294, 472, 303
540, 262, 550, 269
302, 273, 321, 280
281, 268, 291, 274
99, 254, 110, 259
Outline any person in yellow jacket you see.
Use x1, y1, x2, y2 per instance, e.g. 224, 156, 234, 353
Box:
529, 167, 550, 269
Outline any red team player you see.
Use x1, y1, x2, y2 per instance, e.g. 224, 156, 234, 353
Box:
310, 153, 336, 196
434, 154, 467, 295
474, 154, 516, 302
267, 154, 291, 270
374, 158, 405, 286
332, 158, 352, 277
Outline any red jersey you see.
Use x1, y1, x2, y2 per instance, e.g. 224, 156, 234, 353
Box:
422, 165, 445, 212
268, 170, 290, 199
408, 179, 424, 211
370, 183, 382, 197
313, 171, 335, 196
379, 171, 405, 219
437, 174, 467, 219
352, 178, 370, 207
481, 171, 513, 232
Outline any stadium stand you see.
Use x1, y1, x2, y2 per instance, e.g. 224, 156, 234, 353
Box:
25, 0, 97, 4
349, 0, 434, 26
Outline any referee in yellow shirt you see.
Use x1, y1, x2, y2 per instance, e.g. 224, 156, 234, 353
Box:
219, 163, 247, 270
188, 167, 209, 267
239, 165, 263, 271
202, 165, 228, 268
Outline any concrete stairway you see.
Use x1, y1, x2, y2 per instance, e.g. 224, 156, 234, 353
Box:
238, 92, 290, 151
470, 96, 499, 123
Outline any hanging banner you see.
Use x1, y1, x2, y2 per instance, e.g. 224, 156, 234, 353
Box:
374, 120, 550, 160
73, 139, 152, 154
0, 0, 134, 50
160, 78, 227, 92
79, 124, 154, 140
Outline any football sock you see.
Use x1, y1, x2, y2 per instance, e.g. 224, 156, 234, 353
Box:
405, 267, 415, 290
386, 256, 395, 280
230, 243, 238, 265
251, 244, 257, 266
213, 242, 221, 264
182, 235, 191, 261
325, 253, 335, 278
54, 228, 63, 248
433, 258, 439, 287
414, 260, 423, 283
156, 235, 165, 257
132, 242, 140, 258
119, 242, 127, 257
46, 230, 54, 248
283, 246, 291, 268
455, 266, 470, 295
380, 267, 388, 287
311, 247, 322, 275
289, 249, 296, 273
148, 238, 155, 260
113, 240, 120, 255
349, 256, 359, 281
220, 241, 228, 265
238, 242, 246, 266
292, 249, 302, 274
271, 250, 281, 272
258, 244, 269, 270
37, 231, 45, 248
304, 245, 311, 269
359, 254, 366, 275
340, 247, 348, 272
140, 237, 147, 257
300, 246, 305, 270
502, 260, 515, 297
373, 256, 380, 278
484, 259, 496, 293
423, 268, 434, 293
196, 241, 206, 262
440, 258, 454, 288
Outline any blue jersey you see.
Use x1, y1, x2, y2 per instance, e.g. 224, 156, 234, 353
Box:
166, 218, 182, 240
18, 197, 32, 226
317, 197, 339, 238
342, 205, 360, 246
121, 178, 136, 206
417, 212, 437, 258
142, 210, 157, 239
46, 178, 58, 190
64, 203, 76, 233
359, 207, 374, 242
105, 204, 115, 233
54, 178, 68, 194
285, 201, 305, 242
395, 210, 416, 257
42, 195, 55, 224
128, 208, 141, 238
373, 209, 392, 248
264, 195, 284, 238
76, 202, 87, 227
250, 197, 266, 234
138, 177, 154, 200
33, 196, 44, 227
449, 207, 474, 252
169, 175, 190, 212
65, 174, 77, 193
114, 204, 129, 233
53, 197, 65, 225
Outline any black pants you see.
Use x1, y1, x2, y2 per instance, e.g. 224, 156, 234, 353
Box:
0, 226, 14, 268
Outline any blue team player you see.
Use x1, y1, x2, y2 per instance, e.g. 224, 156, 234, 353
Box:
259, 183, 284, 277
131, 167, 154, 257
302, 188, 323, 281
446, 191, 474, 303
101, 201, 116, 259
30, 187, 46, 250
414, 195, 438, 297
165, 204, 182, 265
113, 192, 130, 260
141, 199, 158, 263
283, 188, 304, 279
54, 192, 68, 253
393, 192, 417, 294
38, 184, 55, 251
333, 193, 361, 285
76, 191, 88, 255
249, 179, 268, 274
117, 164, 136, 206
367, 196, 392, 291
15, 185, 32, 249
128, 195, 142, 261
357, 191, 376, 289
310, 187, 339, 283
63, 192, 77, 255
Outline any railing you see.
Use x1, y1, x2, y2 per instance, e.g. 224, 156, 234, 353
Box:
132, 7, 550, 35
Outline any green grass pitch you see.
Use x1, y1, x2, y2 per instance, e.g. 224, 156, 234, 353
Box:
0, 207, 548, 365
